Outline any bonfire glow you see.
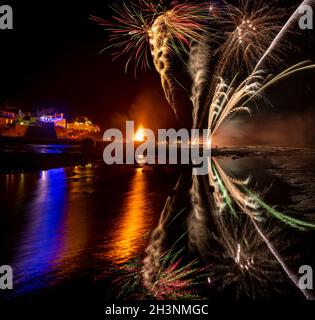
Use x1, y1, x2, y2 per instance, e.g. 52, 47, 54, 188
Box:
134, 126, 145, 142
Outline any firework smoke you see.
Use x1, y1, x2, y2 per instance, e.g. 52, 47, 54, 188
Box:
142, 2, 210, 119
147, 11, 177, 114
213, 108, 315, 147
189, 40, 210, 129
187, 174, 213, 256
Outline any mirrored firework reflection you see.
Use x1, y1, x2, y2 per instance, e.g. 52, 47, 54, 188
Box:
193, 157, 315, 299
107, 173, 209, 300
110, 157, 315, 300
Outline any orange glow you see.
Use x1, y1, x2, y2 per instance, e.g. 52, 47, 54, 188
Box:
104, 168, 151, 264
134, 125, 145, 142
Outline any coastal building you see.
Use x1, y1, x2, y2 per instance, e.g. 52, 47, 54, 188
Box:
0, 106, 101, 140
0, 106, 18, 126
67, 117, 100, 133
32, 109, 67, 128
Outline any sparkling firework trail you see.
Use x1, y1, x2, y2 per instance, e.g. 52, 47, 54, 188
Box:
208, 71, 264, 136
208, 62, 315, 136
254, 0, 315, 72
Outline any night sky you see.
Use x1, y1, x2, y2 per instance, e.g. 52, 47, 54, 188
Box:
0, 0, 177, 131
0, 0, 314, 138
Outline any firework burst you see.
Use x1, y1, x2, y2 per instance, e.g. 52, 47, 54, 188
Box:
212, 0, 293, 77
92, 1, 211, 118
90, 2, 151, 73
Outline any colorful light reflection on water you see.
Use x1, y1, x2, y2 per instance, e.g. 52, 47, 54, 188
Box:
12, 168, 67, 294
0, 165, 170, 297
103, 168, 153, 264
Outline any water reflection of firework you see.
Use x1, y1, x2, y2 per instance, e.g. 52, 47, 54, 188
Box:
145, 248, 208, 300
206, 157, 315, 299
210, 157, 315, 229
209, 214, 292, 299
143, 175, 189, 290
142, 173, 210, 299
108, 248, 208, 300
188, 164, 288, 298
105, 173, 208, 300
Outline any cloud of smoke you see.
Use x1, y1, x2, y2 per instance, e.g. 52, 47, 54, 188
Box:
109, 88, 177, 132
213, 107, 315, 147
